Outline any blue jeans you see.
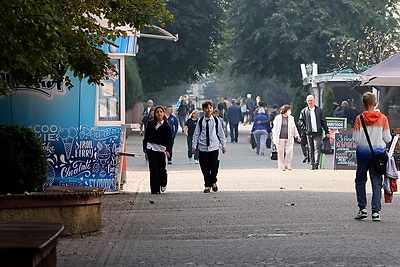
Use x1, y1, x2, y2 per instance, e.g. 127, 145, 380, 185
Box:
187, 135, 199, 160
229, 123, 238, 142
355, 160, 383, 212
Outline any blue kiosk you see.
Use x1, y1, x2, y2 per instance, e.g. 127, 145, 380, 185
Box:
0, 24, 177, 193
0, 36, 138, 192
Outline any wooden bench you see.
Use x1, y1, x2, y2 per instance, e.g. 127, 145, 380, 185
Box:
0, 221, 64, 267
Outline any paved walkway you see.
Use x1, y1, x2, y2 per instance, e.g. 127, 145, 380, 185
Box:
57, 124, 400, 266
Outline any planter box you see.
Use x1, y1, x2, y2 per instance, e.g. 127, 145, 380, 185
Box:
0, 186, 105, 235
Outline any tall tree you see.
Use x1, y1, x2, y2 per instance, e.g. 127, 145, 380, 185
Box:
226, 0, 399, 86
0, 0, 172, 95
125, 57, 144, 110
136, 0, 226, 94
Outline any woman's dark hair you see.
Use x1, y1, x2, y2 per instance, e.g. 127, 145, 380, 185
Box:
149, 106, 169, 129
279, 104, 291, 114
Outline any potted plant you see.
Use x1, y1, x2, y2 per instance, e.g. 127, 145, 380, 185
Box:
0, 125, 105, 235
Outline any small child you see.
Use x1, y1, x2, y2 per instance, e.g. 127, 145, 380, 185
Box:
192, 101, 227, 193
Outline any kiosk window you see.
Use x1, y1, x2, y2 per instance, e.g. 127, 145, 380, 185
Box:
95, 58, 125, 126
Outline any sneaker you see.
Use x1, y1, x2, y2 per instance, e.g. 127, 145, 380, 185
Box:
203, 187, 211, 193
189, 158, 193, 164
354, 209, 368, 220
194, 160, 199, 164
161, 186, 166, 193
372, 212, 381, 221
168, 161, 172, 165
212, 183, 218, 192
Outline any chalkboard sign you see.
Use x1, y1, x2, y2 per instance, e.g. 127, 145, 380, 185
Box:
334, 129, 357, 170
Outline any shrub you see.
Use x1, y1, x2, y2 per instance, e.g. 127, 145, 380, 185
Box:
0, 125, 48, 194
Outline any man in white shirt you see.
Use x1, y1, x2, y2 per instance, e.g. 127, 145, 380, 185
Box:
298, 95, 329, 170
192, 100, 227, 193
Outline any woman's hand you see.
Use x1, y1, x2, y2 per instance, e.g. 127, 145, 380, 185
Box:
165, 151, 170, 158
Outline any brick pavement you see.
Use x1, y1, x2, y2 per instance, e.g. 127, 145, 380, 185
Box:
57, 125, 400, 266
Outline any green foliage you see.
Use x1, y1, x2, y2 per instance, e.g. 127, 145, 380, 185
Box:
323, 87, 335, 117
0, 0, 172, 95
292, 86, 310, 124
136, 0, 226, 94
0, 125, 48, 194
206, 70, 292, 107
225, 0, 399, 86
125, 57, 143, 110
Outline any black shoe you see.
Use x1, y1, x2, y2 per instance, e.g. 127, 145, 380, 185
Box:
310, 165, 315, 170
212, 183, 218, 192
314, 163, 319, 170
302, 156, 309, 163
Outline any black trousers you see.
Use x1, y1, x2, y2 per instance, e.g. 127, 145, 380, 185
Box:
199, 150, 219, 188
147, 149, 167, 194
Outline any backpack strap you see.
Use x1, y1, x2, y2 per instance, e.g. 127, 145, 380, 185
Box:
199, 116, 219, 140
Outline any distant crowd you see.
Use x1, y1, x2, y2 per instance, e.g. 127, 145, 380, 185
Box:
138, 92, 393, 222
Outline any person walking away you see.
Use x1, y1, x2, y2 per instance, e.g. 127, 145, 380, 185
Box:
353, 92, 391, 221
143, 106, 173, 194
269, 104, 278, 129
166, 106, 179, 165
184, 110, 200, 164
251, 108, 271, 155
192, 100, 227, 193
227, 99, 243, 143
298, 95, 329, 170
140, 107, 154, 163
177, 100, 189, 132
333, 100, 356, 128
272, 105, 301, 171
254, 100, 265, 116
245, 94, 255, 123
188, 99, 196, 114
240, 98, 248, 125
213, 109, 226, 137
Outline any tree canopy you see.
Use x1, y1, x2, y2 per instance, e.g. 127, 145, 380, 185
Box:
225, 0, 399, 85
136, 0, 226, 93
0, 0, 172, 95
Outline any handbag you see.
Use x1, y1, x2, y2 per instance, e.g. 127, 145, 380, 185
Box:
321, 136, 333, 154
266, 133, 272, 149
250, 132, 256, 149
360, 115, 388, 174
270, 144, 278, 160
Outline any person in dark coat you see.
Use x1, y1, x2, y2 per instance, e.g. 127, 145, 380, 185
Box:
143, 106, 173, 194
227, 99, 243, 143
298, 95, 329, 170
245, 94, 255, 123
333, 100, 356, 127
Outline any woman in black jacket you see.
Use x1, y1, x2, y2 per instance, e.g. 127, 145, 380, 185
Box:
143, 106, 173, 194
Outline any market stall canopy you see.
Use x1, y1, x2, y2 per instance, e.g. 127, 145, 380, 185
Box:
360, 52, 400, 86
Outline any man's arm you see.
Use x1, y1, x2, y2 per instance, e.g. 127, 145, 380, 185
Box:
298, 109, 305, 131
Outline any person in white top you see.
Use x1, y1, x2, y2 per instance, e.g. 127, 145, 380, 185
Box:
192, 100, 227, 193
272, 105, 301, 171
